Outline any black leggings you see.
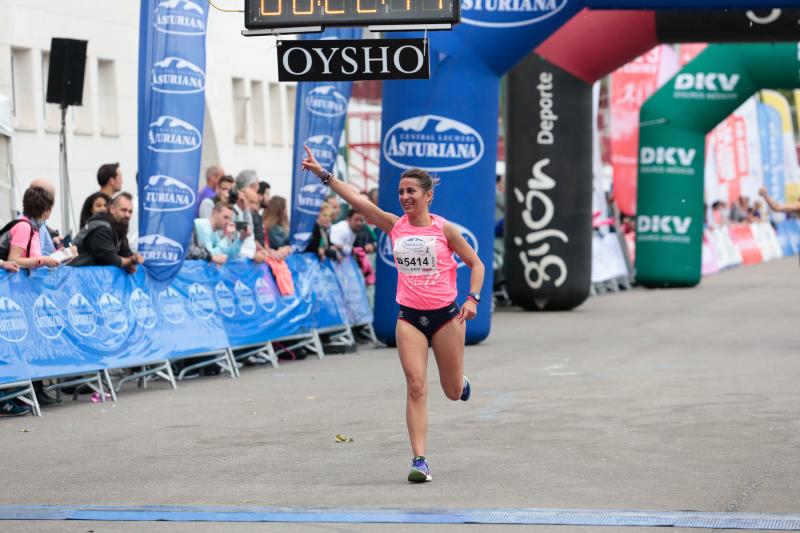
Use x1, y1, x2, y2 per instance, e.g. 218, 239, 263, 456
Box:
398, 302, 460, 343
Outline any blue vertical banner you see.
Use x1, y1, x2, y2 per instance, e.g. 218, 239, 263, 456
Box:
757, 102, 785, 205
289, 28, 361, 251
138, 0, 209, 282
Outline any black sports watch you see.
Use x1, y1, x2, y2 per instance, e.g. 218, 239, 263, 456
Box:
467, 292, 481, 303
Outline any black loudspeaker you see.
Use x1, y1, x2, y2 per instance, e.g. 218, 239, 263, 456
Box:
46, 38, 87, 107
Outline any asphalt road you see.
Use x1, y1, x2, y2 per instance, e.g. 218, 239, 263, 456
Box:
2, 257, 799, 532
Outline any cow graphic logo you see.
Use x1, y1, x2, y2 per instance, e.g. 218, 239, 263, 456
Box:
147, 116, 202, 153
379, 222, 478, 269
0, 296, 28, 343
214, 281, 236, 318
130, 289, 157, 329
68, 293, 98, 337
461, 0, 568, 28
234, 280, 257, 316
189, 283, 216, 319
151, 56, 206, 94
33, 295, 65, 340
255, 277, 277, 312
383, 115, 484, 172
305, 85, 348, 117
99, 293, 128, 334
154, 0, 207, 36
143, 175, 196, 212
158, 286, 187, 325
139, 234, 185, 266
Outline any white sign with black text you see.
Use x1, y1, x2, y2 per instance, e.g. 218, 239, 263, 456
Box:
277, 38, 430, 82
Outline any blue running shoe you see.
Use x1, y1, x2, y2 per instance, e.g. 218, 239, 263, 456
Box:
460, 375, 471, 401
408, 456, 432, 483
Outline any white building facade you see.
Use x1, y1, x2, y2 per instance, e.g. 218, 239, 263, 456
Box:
0, 0, 297, 236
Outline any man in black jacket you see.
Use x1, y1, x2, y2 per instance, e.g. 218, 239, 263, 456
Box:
72, 192, 143, 273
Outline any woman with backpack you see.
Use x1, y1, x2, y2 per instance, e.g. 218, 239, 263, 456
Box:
0, 186, 60, 269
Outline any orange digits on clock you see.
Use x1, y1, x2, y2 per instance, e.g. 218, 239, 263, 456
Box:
422, 0, 443, 9
260, 0, 282, 15
356, 0, 378, 13
325, 0, 345, 14
293, 0, 314, 14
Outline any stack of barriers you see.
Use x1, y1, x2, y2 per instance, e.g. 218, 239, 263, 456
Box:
0, 254, 374, 416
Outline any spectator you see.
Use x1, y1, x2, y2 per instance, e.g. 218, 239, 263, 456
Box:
72, 192, 143, 273
233, 186, 267, 263
729, 196, 749, 223
193, 200, 243, 261
305, 204, 340, 261
711, 201, 728, 228
28, 178, 62, 254
197, 165, 225, 216
367, 187, 379, 206
258, 181, 271, 213
264, 196, 292, 258
353, 192, 377, 252
1, 186, 60, 269
325, 193, 342, 223
97, 162, 123, 198
235, 169, 261, 193
330, 208, 367, 256
198, 174, 234, 219
79, 192, 111, 229
251, 194, 266, 248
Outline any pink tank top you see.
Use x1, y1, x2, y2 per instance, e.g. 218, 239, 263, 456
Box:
390, 214, 457, 310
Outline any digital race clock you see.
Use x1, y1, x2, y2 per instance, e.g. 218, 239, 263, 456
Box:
245, 0, 459, 30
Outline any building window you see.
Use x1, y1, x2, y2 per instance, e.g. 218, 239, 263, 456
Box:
251, 80, 266, 145
41, 51, 61, 133
269, 82, 283, 146
97, 59, 117, 136
232, 77, 248, 144
72, 56, 94, 135
10, 47, 36, 131
285, 84, 296, 147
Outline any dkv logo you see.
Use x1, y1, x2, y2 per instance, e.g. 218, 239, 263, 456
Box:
637, 215, 693, 244
383, 115, 484, 172
143, 175, 196, 212
147, 116, 202, 153
139, 234, 185, 266
33, 295, 65, 340
640, 146, 697, 176
154, 0, 206, 36
151, 56, 206, 94
461, 0, 568, 28
305, 85, 348, 117
0, 296, 28, 343
379, 223, 478, 269
673, 73, 740, 100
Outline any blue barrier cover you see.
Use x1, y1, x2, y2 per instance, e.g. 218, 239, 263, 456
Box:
0, 254, 370, 383
333, 257, 373, 326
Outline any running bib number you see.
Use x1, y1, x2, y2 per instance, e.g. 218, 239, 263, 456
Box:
393, 236, 438, 276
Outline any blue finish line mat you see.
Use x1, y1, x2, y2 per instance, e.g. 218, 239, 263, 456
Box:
1, 506, 800, 529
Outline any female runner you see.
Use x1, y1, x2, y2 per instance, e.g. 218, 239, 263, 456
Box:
302, 146, 485, 483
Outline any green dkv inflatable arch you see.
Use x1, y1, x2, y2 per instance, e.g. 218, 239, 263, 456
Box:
635, 43, 800, 287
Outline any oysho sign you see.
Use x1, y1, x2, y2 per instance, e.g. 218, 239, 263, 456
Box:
462, 0, 568, 28
383, 115, 484, 172
278, 38, 429, 82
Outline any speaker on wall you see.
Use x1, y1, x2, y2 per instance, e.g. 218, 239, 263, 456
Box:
46, 38, 87, 107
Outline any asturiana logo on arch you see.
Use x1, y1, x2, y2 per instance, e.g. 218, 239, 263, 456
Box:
305, 85, 348, 117
461, 0, 568, 28
151, 56, 206, 94
0, 296, 28, 343
148, 116, 202, 153
139, 234, 185, 266
143, 175, 196, 212
383, 115, 484, 173
154, 0, 206, 36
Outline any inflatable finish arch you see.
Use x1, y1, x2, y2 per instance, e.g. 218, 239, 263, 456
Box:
504, 8, 800, 311
374, 2, 800, 345
635, 43, 800, 287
